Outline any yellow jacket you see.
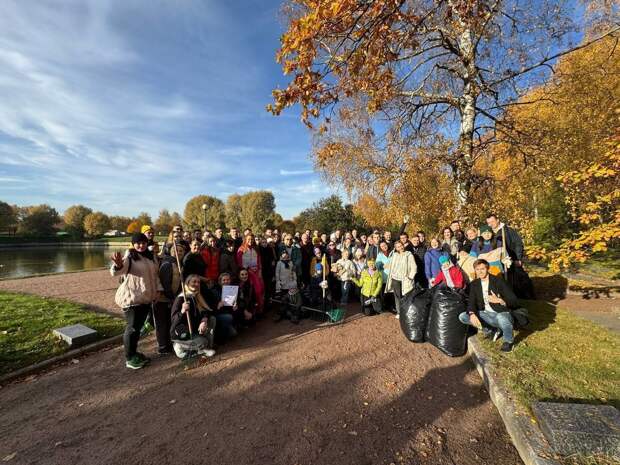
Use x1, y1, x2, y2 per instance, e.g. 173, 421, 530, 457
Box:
353, 270, 383, 297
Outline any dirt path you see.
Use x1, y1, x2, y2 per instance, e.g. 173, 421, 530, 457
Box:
0, 270, 521, 465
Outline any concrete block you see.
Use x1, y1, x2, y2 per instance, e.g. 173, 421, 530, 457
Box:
53, 324, 98, 347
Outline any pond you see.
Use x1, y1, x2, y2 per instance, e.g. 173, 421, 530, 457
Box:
0, 246, 128, 279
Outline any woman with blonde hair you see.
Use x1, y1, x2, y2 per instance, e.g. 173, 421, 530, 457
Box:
170, 274, 216, 359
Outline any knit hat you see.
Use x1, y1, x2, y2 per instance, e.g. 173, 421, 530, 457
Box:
438, 254, 450, 265
131, 233, 148, 244
140, 225, 153, 234
312, 236, 321, 245
479, 225, 492, 234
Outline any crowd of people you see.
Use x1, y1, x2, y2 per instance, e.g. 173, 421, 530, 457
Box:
111, 213, 526, 369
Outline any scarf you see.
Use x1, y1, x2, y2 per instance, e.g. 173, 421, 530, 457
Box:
182, 286, 209, 312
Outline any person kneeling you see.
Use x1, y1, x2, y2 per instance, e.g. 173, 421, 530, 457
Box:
459, 259, 518, 352
353, 259, 383, 316
170, 274, 216, 359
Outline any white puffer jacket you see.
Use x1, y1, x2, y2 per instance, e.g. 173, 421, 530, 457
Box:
111, 250, 162, 308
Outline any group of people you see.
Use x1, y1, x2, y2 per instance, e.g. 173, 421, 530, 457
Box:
111, 212, 526, 369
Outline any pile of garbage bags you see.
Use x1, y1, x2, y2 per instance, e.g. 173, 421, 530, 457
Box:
398, 286, 468, 357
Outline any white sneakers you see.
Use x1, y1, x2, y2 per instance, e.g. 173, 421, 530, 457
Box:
198, 348, 216, 357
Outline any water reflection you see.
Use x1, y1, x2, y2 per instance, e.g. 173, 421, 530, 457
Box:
0, 246, 127, 279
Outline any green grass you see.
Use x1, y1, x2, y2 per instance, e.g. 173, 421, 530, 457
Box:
0, 291, 125, 375
479, 300, 620, 411
93, 235, 167, 243
576, 248, 620, 281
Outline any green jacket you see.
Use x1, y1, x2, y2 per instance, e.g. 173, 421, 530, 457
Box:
353, 270, 383, 297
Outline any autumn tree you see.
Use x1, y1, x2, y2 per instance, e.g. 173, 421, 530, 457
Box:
126, 220, 141, 234
17, 205, 60, 235
170, 212, 183, 229
109, 215, 132, 232
239, 191, 280, 233
547, 126, 620, 271
154, 209, 174, 235
225, 194, 243, 229
184, 195, 225, 230
83, 212, 111, 238
270, 0, 620, 211
476, 34, 620, 242
63, 205, 92, 238
295, 195, 366, 233
136, 212, 153, 228
0, 201, 18, 233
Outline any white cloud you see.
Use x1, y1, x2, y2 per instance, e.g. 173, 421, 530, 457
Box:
279, 169, 314, 176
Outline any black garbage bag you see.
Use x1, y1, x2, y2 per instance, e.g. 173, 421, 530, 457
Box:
399, 288, 431, 342
426, 288, 468, 357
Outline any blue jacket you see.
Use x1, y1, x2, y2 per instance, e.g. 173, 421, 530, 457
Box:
424, 248, 446, 280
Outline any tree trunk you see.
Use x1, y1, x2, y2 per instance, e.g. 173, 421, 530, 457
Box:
453, 11, 477, 213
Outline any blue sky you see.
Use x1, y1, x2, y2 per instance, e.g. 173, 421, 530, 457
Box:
0, 0, 333, 220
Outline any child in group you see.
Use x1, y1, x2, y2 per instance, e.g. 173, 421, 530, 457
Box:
334, 249, 356, 305
353, 258, 383, 316
274, 250, 302, 324
170, 274, 216, 359
309, 263, 328, 307
433, 255, 467, 289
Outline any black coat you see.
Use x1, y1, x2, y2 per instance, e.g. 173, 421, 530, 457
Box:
170, 294, 211, 340
467, 274, 518, 314
498, 225, 524, 261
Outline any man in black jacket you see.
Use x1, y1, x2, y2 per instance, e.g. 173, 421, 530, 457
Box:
459, 259, 519, 352
410, 235, 427, 288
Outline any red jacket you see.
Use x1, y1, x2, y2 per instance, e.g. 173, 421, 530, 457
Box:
200, 247, 220, 281
434, 266, 465, 289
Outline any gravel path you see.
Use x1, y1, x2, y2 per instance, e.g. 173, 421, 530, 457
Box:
0, 271, 522, 465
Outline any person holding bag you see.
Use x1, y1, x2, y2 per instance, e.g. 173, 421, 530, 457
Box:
110, 233, 163, 370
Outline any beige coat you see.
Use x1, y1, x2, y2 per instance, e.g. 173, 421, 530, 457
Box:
111, 251, 162, 308
385, 251, 417, 296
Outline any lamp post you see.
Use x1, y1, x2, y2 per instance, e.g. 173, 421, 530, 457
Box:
201, 203, 207, 230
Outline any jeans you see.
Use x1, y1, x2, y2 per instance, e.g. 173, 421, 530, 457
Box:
172, 335, 210, 359
341, 281, 352, 304
123, 304, 151, 360
360, 294, 383, 315
215, 313, 235, 341
459, 311, 514, 343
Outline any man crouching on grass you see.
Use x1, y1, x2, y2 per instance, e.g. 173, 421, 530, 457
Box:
459, 259, 519, 352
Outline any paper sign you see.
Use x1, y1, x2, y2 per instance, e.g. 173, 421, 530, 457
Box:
222, 285, 238, 307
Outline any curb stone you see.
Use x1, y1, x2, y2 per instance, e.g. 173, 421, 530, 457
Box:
0, 334, 123, 385
467, 336, 561, 465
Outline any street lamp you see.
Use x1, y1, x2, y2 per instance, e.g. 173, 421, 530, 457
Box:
201, 203, 207, 230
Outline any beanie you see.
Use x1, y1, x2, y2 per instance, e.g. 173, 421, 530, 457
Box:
140, 225, 153, 234
438, 254, 450, 265
131, 233, 148, 244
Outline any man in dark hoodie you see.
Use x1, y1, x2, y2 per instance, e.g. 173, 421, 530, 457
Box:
219, 239, 239, 283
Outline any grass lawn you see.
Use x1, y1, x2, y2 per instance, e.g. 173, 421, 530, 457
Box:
94, 235, 167, 243
479, 300, 620, 411
0, 291, 125, 375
